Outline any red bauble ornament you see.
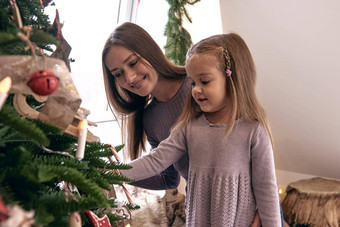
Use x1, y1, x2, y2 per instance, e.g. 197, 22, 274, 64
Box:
27, 69, 59, 96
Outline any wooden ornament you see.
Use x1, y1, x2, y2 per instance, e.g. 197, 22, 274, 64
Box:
0, 56, 81, 129
85, 210, 111, 227
0, 196, 9, 222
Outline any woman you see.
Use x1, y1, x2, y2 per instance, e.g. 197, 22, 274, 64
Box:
102, 22, 190, 190
102, 22, 262, 226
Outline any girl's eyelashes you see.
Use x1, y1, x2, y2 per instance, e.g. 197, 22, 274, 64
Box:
189, 78, 201, 87
189, 79, 210, 87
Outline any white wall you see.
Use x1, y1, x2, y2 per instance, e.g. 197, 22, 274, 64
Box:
220, 0, 340, 183
46, 1, 123, 147
183, 0, 223, 43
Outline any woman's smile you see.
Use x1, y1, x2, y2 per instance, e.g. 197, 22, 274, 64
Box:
130, 75, 146, 90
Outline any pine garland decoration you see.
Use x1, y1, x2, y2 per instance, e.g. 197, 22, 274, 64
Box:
164, 0, 200, 65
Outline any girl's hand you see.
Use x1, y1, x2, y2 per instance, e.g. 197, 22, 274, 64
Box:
250, 212, 261, 227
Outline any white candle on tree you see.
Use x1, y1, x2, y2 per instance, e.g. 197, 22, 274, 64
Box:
69, 212, 82, 227
0, 76, 12, 111
76, 119, 88, 160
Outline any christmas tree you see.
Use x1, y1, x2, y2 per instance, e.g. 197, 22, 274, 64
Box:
0, 0, 137, 226
0, 0, 57, 55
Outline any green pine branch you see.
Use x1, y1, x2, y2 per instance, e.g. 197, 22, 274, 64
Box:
114, 144, 125, 152
16, 0, 51, 29
0, 103, 50, 146
22, 163, 111, 206
0, 99, 133, 226
0, 0, 57, 56
164, 0, 200, 65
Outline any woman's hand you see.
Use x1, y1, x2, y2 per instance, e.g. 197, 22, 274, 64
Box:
250, 212, 261, 227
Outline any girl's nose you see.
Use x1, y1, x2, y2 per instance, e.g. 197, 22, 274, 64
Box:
193, 85, 202, 94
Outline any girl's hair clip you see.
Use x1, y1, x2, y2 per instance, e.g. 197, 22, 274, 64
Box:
226, 69, 232, 77
224, 48, 232, 77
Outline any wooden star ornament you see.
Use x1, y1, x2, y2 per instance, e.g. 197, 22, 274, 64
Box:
85, 210, 111, 227
0, 196, 9, 221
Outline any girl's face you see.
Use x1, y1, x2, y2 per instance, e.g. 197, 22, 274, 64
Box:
105, 45, 159, 97
186, 54, 229, 123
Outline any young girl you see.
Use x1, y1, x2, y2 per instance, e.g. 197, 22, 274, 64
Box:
120, 33, 281, 226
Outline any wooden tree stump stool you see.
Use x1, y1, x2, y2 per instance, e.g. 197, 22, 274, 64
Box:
281, 177, 340, 227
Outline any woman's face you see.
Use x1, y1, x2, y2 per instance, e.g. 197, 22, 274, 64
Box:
105, 45, 159, 97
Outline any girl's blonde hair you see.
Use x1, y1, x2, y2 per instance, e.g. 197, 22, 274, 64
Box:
177, 33, 274, 145
102, 22, 186, 160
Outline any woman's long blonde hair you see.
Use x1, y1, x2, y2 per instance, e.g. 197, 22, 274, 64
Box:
177, 33, 274, 145
102, 22, 186, 160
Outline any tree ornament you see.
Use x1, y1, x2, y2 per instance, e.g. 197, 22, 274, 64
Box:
85, 210, 112, 227
27, 69, 59, 96
69, 212, 81, 227
76, 119, 88, 160
0, 76, 12, 111
0, 196, 9, 221
0, 204, 35, 227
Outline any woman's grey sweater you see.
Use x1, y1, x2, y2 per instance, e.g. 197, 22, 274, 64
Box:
130, 77, 190, 189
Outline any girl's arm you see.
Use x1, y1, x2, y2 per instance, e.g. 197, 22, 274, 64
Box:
128, 134, 181, 190
251, 125, 281, 227
129, 165, 180, 190
121, 127, 187, 182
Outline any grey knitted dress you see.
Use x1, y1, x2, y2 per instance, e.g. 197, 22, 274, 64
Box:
121, 115, 281, 226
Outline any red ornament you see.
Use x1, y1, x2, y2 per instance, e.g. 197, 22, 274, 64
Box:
85, 210, 112, 227
27, 69, 59, 96
0, 196, 9, 222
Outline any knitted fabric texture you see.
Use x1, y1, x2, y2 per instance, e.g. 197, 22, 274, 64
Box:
122, 116, 281, 227
143, 76, 191, 181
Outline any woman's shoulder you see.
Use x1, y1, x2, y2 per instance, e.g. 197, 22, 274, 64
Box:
146, 76, 190, 110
